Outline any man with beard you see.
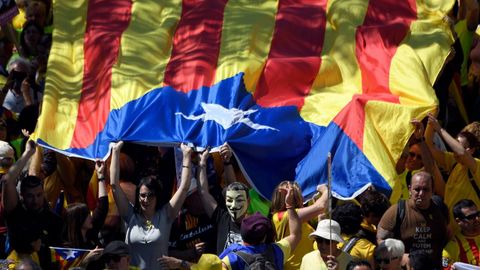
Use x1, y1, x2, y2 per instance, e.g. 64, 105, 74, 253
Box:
442, 199, 480, 269
377, 171, 448, 270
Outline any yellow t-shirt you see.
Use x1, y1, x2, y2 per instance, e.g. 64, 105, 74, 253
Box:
271, 210, 314, 270
6, 251, 40, 268
300, 250, 352, 270
443, 152, 480, 234
442, 233, 480, 268
337, 234, 375, 263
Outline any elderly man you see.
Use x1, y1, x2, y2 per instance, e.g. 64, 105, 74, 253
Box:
442, 199, 480, 269
377, 171, 448, 270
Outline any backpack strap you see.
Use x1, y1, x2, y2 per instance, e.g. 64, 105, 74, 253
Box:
235, 250, 256, 267
393, 199, 406, 238
342, 236, 360, 253
234, 245, 277, 269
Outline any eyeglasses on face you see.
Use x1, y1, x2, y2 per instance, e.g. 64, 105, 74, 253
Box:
139, 192, 155, 199
408, 152, 422, 160
375, 256, 398, 264
462, 211, 480, 221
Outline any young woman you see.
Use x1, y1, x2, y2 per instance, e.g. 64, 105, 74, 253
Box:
62, 160, 108, 249
270, 181, 328, 270
110, 141, 193, 269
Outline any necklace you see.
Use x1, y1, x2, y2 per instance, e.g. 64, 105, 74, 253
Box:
145, 219, 153, 230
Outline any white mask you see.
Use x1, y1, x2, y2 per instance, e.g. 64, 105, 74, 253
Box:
225, 190, 248, 221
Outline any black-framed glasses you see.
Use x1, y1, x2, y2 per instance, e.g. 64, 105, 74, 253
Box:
139, 192, 155, 199
375, 256, 398, 264
462, 211, 480, 221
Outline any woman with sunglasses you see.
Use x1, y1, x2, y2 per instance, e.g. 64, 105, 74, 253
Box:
110, 141, 193, 269
426, 113, 480, 234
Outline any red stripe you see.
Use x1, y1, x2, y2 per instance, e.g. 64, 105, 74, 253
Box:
253, 0, 327, 109
71, 0, 132, 148
333, 0, 416, 150
163, 0, 228, 92
466, 238, 480, 264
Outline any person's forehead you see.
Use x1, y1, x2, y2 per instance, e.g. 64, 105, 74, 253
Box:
411, 175, 431, 187
409, 144, 421, 153
226, 189, 247, 198
462, 205, 478, 214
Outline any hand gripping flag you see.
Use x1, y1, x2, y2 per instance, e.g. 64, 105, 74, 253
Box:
33, 0, 454, 200
50, 246, 91, 269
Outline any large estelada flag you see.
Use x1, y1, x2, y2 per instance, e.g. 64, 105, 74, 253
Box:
33, 0, 454, 200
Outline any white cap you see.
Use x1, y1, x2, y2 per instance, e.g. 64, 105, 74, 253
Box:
0, 141, 14, 159
309, 219, 344, 243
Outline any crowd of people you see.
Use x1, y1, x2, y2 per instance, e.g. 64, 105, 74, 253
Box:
1, 0, 480, 270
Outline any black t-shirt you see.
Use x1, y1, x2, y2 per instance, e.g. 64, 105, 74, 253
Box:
169, 210, 216, 254
212, 206, 242, 255
6, 202, 64, 247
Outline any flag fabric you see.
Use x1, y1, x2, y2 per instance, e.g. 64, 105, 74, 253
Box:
50, 246, 90, 269
34, 0, 454, 199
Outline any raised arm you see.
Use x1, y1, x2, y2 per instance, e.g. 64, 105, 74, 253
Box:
428, 113, 477, 171
3, 140, 36, 213
110, 141, 130, 218
283, 182, 301, 251
167, 143, 193, 220
411, 119, 445, 197
297, 184, 328, 222
95, 160, 107, 199
220, 143, 236, 185
425, 114, 448, 169
197, 147, 218, 218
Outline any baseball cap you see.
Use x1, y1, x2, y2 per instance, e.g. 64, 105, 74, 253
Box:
240, 212, 271, 245
309, 219, 344, 243
102, 241, 130, 257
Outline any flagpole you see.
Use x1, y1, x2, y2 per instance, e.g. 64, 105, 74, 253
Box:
327, 152, 332, 257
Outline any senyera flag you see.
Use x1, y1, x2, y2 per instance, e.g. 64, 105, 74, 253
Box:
33, 0, 454, 200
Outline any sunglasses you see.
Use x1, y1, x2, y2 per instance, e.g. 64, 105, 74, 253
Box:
375, 256, 398, 264
408, 152, 422, 160
139, 192, 155, 199
462, 211, 480, 221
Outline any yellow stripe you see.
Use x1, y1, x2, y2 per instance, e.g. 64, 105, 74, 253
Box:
33, 0, 87, 149
363, 0, 453, 184
110, 0, 182, 110
300, 0, 367, 126
214, 0, 278, 93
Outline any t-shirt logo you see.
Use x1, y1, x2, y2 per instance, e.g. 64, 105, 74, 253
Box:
225, 231, 242, 249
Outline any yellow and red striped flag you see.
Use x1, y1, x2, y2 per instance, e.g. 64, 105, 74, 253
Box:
34, 0, 454, 199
